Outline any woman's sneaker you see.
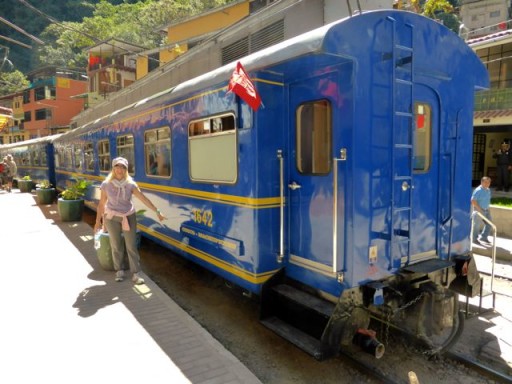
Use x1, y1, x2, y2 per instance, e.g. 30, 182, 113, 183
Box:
115, 270, 125, 282
132, 273, 145, 285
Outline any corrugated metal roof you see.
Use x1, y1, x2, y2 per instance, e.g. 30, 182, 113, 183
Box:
474, 109, 512, 118
467, 30, 512, 46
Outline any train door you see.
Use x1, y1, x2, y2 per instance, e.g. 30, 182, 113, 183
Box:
286, 71, 344, 281
407, 84, 440, 263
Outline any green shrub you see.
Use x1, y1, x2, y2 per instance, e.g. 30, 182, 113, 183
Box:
61, 178, 92, 200
38, 180, 52, 189
491, 197, 512, 207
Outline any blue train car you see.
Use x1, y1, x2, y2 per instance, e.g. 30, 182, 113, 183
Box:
50, 10, 487, 359
0, 134, 61, 186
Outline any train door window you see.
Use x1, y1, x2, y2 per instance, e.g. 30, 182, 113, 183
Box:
74, 144, 83, 171
188, 114, 237, 183
98, 140, 110, 172
117, 135, 135, 174
296, 100, 332, 174
84, 142, 94, 171
144, 127, 171, 177
413, 103, 432, 172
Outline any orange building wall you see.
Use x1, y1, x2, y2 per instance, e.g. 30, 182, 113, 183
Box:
23, 77, 87, 137
167, 2, 250, 44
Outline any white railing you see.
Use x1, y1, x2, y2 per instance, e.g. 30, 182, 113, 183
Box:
470, 211, 497, 292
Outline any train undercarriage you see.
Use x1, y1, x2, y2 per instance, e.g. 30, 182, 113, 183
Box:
260, 256, 480, 360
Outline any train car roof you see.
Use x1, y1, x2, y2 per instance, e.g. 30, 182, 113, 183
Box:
60, 9, 487, 139
0, 133, 63, 150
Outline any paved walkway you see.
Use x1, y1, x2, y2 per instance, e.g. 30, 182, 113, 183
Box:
0, 190, 262, 384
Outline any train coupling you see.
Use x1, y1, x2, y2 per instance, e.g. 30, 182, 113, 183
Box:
352, 328, 385, 359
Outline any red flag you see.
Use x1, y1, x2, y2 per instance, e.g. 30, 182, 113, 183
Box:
228, 61, 262, 111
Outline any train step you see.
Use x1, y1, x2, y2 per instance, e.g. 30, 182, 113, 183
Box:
272, 284, 334, 318
260, 316, 325, 360
260, 282, 336, 360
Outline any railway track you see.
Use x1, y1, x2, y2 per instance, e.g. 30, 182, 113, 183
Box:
446, 351, 512, 383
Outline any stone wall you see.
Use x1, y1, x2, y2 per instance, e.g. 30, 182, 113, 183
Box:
489, 206, 512, 238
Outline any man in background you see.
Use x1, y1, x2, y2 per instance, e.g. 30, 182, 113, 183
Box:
471, 176, 492, 245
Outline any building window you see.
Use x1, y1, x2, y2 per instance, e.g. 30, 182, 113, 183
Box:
413, 102, 432, 172
34, 86, 56, 101
296, 100, 332, 175
144, 127, 171, 177
23, 90, 30, 104
476, 43, 512, 88
188, 114, 237, 183
117, 135, 135, 174
24, 111, 31, 122
35, 108, 51, 121
148, 52, 159, 72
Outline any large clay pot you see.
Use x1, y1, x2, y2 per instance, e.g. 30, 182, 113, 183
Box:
57, 198, 84, 222
18, 180, 33, 193
36, 188, 55, 205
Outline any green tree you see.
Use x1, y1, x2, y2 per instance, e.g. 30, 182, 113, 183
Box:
411, 0, 460, 33
34, 0, 235, 70
0, 70, 30, 96
0, 0, 122, 73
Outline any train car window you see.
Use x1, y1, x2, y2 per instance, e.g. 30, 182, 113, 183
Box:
31, 148, 39, 166
144, 127, 171, 177
98, 140, 110, 172
20, 151, 30, 166
413, 103, 432, 172
84, 143, 94, 171
117, 135, 135, 174
54, 146, 64, 168
64, 146, 73, 169
74, 145, 83, 171
188, 114, 237, 183
41, 149, 48, 166
296, 100, 332, 174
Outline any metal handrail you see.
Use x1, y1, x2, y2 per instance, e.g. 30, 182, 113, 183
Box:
277, 149, 284, 264
470, 211, 497, 292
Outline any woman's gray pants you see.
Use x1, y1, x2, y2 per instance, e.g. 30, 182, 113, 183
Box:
104, 213, 140, 273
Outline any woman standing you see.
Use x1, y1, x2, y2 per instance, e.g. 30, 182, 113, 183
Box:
94, 157, 165, 284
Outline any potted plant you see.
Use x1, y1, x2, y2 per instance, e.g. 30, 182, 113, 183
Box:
57, 178, 92, 222
36, 180, 55, 205
18, 175, 33, 193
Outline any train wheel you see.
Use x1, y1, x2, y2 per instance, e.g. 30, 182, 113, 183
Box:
415, 300, 465, 356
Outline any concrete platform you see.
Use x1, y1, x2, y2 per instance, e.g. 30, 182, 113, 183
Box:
457, 244, 512, 377
0, 189, 262, 384
472, 236, 512, 262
